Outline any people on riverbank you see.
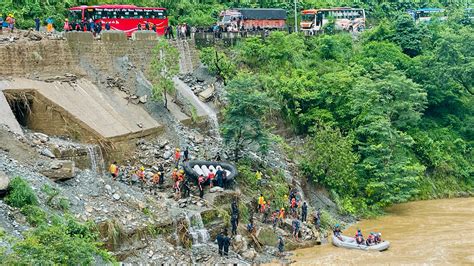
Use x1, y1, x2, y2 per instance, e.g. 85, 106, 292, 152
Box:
278, 236, 284, 256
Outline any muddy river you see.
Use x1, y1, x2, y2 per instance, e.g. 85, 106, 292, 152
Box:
292, 198, 474, 265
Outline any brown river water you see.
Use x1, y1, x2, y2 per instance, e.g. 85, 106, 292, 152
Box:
292, 198, 474, 265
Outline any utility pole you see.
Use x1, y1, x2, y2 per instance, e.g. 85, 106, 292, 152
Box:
294, 0, 298, 33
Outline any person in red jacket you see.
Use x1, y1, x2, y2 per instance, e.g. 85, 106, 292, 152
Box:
208, 169, 215, 188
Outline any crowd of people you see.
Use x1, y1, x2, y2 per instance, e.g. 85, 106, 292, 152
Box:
108, 146, 228, 201
0, 14, 16, 33
333, 225, 384, 246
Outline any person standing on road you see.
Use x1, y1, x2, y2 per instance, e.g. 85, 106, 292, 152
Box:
34, 17, 40, 31
46, 17, 54, 33
0, 15, 4, 34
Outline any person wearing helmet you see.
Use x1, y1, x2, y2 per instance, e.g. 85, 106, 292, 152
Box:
355, 229, 365, 245
63, 18, 70, 32
137, 166, 146, 189
374, 232, 382, 244
278, 208, 285, 226
333, 224, 343, 240
258, 194, 265, 213
109, 161, 119, 180
178, 169, 185, 182
366, 232, 375, 246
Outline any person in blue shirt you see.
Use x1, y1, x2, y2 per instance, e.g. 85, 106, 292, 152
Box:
34, 17, 40, 31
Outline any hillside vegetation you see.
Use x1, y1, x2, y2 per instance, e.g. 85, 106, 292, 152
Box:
1, 0, 472, 216
206, 13, 473, 215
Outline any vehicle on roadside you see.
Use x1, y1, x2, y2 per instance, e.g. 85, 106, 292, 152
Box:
218, 8, 287, 32
407, 8, 448, 23
300, 7, 366, 34
69, 4, 168, 36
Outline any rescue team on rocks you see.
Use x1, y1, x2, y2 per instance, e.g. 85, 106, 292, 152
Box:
108, 146, 387, 256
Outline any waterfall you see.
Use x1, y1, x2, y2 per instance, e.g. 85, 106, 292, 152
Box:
185, 212, 210, 246
86, 145, 105, 175
184, 40, 194, 71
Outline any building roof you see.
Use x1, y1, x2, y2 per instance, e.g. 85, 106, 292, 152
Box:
235, 8, 287, 20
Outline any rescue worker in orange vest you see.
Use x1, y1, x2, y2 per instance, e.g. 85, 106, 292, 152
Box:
137, 166, 146, 189
109, 161, 119, 180
258, 194, 265, 213
278, 208, 285, 226
208, 169, 216, 188
178, 169, 185, 181
151, 172, 160, 194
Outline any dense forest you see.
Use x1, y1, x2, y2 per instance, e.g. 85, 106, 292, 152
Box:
1, 0, 472, 216
202, 12, 473, 215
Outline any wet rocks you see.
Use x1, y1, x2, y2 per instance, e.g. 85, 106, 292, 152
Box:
40, 160, 75, 181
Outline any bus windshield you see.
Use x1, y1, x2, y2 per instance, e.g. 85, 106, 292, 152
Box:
302, 14, 315, 22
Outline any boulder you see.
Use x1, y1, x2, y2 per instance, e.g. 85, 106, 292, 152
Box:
0, 171, 10, 197
198, 84, 215, 102
163, 150, 173, 159
40, 160, 75, 181
139, 95, 148, 104
232, 235, 248, 253
241, 248, 257, 260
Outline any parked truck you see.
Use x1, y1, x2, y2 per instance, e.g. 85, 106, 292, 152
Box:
218, 8, 287, 32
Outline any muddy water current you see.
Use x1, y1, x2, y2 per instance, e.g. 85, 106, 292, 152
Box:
293, 198, 474, 265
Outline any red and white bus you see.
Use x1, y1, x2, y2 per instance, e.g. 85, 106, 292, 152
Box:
301, 8, 365, 34
69, 5, 168, 36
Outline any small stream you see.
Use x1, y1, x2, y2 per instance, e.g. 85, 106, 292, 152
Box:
292, 198, 474, 265
86, 145, 105, 175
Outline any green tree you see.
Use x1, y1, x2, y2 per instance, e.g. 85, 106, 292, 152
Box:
392, 13, 426, 57
200, 47, 236, 85
301, 126, 359, 196
149, 38, 179, 110
349, 63, 427, 207
221, 73, 276, 161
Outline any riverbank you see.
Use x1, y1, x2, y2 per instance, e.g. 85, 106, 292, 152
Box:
290, 198, 474, 265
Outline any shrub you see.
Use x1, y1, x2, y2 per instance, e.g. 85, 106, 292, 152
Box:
5, 177, 38, 208
21, 205, 47, 227
1, 216, 114, 265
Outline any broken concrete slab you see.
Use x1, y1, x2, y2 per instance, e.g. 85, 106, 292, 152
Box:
198, 84, 215, 102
